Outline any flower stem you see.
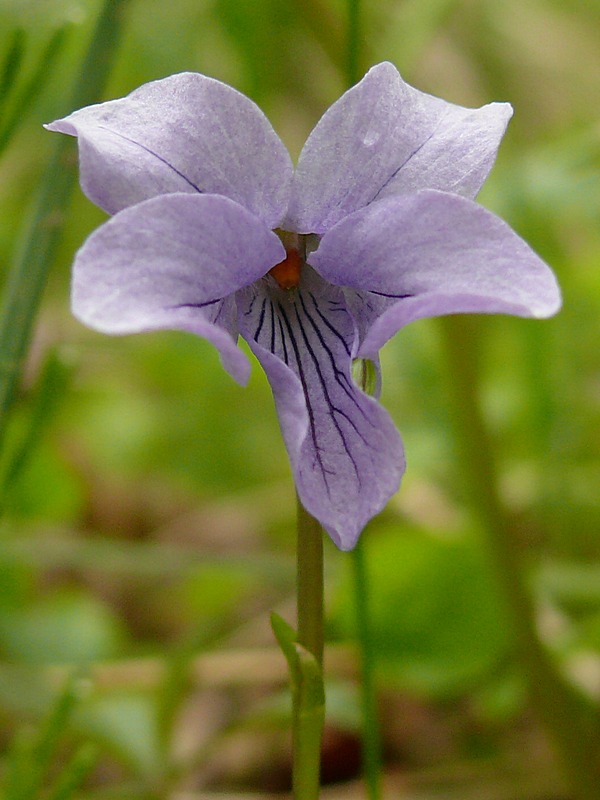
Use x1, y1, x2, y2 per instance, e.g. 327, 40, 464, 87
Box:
0, 0, 128, 454
297, 497, 324, 668
350, 358, 383, 800
351, 539, 382, 800
294, 497, 325, 799
439, 315, 600, 800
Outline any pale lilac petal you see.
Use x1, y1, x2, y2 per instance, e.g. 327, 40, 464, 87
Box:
342, 291, 395, 355
46, 72, 293, 227
310, 190, 561, 357
72, 193, 285, 384
285, 62, 512, 233
237, 267, 404, 550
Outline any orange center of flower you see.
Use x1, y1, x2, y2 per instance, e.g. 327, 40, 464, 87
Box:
269, 248, 302, 290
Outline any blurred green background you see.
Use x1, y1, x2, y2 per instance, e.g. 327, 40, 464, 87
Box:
0, 0, 599, 797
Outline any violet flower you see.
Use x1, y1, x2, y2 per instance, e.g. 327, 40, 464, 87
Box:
47, 63, 560, 550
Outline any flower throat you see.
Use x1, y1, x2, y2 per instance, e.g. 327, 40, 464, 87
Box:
268, 230, 305, 290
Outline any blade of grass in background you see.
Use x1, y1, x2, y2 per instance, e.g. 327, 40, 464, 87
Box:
2, 675, 96, 800
0, 25, 71, 157
0, 0, 129, 459
0, 29, 26, 116
439, 314, 600, 800
45, 743, 97, 800
0, 346, 75, 512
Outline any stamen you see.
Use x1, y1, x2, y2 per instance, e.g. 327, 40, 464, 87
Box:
269, 248, 302, 290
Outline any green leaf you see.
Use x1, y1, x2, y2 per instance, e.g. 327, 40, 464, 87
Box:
271, 613, 325, 799
271, 612, 325, 713
271, 612, 302, 687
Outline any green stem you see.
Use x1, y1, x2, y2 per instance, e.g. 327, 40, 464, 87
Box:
296, 496, 324, 669
351, 540, 382, 800
0, 0, 128, 454
294, 497, 325, 799
439, 315, 600, 800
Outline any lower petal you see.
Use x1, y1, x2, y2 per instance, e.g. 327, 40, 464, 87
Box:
237, 268, 405, 550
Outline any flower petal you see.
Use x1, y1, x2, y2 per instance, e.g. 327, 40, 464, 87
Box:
285, 62, 512, 233
309, 190, 562, 357
237, 267, 405, 550
46, 72, 293, 227
72, 193, 285, 384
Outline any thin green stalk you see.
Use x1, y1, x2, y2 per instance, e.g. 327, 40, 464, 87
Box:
294, 497, 325, 799
0, 0, 128, 454
439, 315, 600, 800
297, 495, 324, 669
351, 359, 383, 800
351, 539, 382, 800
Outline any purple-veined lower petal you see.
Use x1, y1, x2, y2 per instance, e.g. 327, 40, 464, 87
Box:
309, 190, 562, 357
285, 62, 512, 234
46, 72, 293, 228
72, 193, 285, 384
237, 267, 405, 550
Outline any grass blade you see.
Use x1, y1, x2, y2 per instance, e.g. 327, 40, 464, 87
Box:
0, 28, 26, 115
0, 0, 129, 457
0, 25, 71, 156
46, 743, 98, 800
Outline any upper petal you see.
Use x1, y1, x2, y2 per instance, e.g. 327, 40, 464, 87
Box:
285, 62, 512, 233
72, 193, 285, 383
46, 72, 293, 228
309, 190, 561, 356
237, 267, 404, 550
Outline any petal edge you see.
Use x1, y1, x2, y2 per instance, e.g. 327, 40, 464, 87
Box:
47, 72, 293, 226
72, 193, 285, 383
310, 190, 561, 355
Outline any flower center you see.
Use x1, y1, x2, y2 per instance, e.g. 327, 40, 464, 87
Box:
269, 247, 302, 290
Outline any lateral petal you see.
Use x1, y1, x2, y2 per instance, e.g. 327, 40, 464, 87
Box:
310, 190, 562, 357
237, 267, 405, 550
285, 62, 512, 233
72, 193, 285, 384
46, 72, 293, 227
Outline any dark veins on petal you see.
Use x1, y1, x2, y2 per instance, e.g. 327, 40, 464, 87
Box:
368, 125, 438, 205
365, 98, 456, 209
169, 297, 232, 330
239, 269, 383, 498
369, 290, 413, 299
344, 289, 400, 350
97, 125, 205, 193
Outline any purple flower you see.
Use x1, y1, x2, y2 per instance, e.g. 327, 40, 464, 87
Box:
47, 62, 560, 550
